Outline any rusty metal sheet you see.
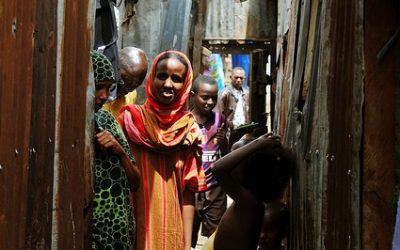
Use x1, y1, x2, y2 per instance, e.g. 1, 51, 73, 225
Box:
204, 0, 276, 40
0, 0, 94, 248
0, 0, 36, 248
24, 0, 58, 248
53, 0, 93, 248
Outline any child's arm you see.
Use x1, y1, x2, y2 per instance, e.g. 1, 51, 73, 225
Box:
96, 130, 141, 192
211, 133, 280, 201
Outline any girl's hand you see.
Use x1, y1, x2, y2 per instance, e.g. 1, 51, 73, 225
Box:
95, 131, 124, 156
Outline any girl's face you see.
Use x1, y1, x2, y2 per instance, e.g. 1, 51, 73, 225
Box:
95, 80, 113, 111
153, 58, 187, 105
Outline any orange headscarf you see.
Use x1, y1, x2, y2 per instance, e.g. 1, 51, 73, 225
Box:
118, 50, 200, 151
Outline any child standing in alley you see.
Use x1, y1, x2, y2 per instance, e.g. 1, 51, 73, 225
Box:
203, 133, 295, 250
190, 75, 228, 248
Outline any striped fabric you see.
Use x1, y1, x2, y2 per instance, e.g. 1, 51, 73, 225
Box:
118, 51, 206, 250
130, 138, 204, 250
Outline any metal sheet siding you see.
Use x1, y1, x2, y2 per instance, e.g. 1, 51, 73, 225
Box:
277, 0, 398, 249
0, 0, 94, 248
204, 0, 275, 40
0, 0, 36, 248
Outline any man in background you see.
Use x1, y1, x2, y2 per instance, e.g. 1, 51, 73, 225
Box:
217, 66, 249, 149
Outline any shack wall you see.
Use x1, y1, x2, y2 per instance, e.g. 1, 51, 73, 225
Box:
276, 0, 399, 249
0, 0, 95, 248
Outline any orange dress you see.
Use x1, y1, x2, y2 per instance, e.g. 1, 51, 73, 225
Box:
130, 131, 204, 250
118, 51, 206, 250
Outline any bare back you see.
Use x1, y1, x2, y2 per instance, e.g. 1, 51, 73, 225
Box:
214, 190, 264, 250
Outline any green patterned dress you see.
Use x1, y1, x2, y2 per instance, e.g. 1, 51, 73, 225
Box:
92, 109, 135, 250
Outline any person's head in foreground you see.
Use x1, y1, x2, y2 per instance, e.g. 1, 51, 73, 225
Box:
234, 134, 295, 203
248, 144, 293, 203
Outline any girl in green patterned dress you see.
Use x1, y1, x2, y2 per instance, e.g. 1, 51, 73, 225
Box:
91, 50, 140, 249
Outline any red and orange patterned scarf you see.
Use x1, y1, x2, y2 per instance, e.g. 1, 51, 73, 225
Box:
118, 50, 200, 152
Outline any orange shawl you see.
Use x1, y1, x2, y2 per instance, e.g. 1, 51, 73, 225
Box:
119, 50, 198, 149
118, 50, 206, 190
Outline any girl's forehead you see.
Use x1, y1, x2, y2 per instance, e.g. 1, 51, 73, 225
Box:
157, 57, 183, 67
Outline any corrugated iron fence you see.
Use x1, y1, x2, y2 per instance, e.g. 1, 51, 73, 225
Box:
0, 0, 94, 249
275, 0, 399, 249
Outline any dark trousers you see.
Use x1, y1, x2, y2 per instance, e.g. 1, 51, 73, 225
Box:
191, 185, 227, 248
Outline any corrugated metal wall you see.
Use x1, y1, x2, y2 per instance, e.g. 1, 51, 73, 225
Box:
204, 0, 275, 40
118, 0, 193, 61
117, 0, 193, 104
0, 0, 95, 248
276, 0, 399, 249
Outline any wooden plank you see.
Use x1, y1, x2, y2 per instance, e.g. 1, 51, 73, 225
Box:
302, 6, 322, 248
249, 50, 267, 123
276, 0, 297, 136
324, 0, 362, 248
301, 0, 320, 100
284, 1, 312, 248
286, 0, 311, 121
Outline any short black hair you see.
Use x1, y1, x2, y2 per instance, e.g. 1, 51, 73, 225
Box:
191, 74, 218, 93
241, 147, 296, 203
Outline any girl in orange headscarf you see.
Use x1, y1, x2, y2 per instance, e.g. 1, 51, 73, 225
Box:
118, 51, 206, 250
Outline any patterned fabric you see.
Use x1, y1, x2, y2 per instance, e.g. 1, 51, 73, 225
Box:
102, 90, 137, 118
92, 109, 135, 250
199, 112, 225, 189
128, 141, 204, 250
118, 51, 206, 250
91, 50, 115, 82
